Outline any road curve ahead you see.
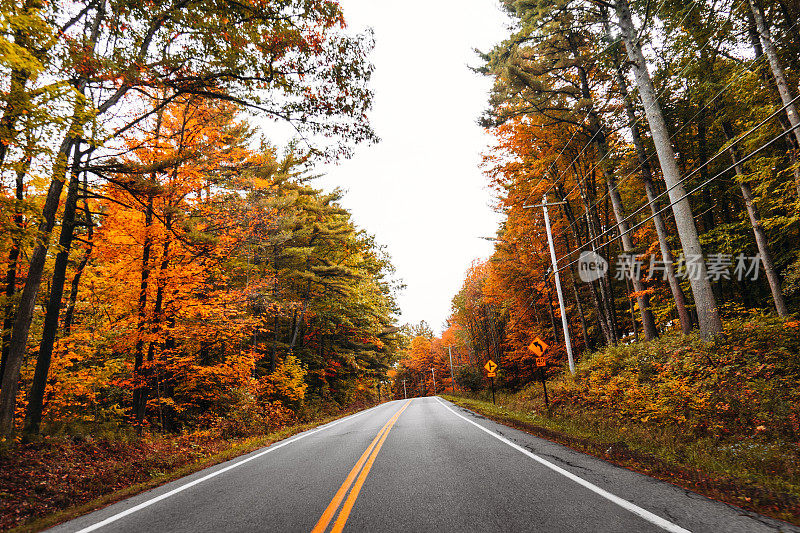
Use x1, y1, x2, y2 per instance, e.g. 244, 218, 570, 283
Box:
50, 397, 797, 533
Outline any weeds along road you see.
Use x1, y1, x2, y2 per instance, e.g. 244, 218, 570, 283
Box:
49, 397, 797, 533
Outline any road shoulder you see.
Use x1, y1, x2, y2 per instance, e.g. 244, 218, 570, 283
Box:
439, 395, 800, 533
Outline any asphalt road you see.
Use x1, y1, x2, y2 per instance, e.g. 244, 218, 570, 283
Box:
50, 397, 798, 533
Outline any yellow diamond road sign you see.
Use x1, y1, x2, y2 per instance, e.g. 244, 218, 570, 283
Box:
484, 360, 497, 373
529, 337, 549, 357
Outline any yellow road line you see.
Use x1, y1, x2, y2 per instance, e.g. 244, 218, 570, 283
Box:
312, 400, 411, 533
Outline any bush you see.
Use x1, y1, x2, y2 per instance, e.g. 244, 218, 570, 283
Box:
456, 365, 484, 392
552, 316, 800, 442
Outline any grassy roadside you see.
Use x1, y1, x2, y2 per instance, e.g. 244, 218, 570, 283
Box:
442, 392, 800, 526
3, 403, 381, 533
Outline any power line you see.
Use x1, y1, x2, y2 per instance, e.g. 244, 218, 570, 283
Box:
554, 120, 800, 275
553, 91, 800, 268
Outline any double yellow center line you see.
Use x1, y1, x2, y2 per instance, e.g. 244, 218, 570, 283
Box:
311, 399, 412, 533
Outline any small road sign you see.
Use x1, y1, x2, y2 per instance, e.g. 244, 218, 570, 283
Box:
484, 361, 497, 405
536, 357, 546, 367
529, 337, 549, 357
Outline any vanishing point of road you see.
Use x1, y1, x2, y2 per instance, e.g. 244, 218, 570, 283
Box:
50, 397, 798, 533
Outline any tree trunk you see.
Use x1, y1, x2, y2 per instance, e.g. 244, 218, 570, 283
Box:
574, 52, 659, 341
1, 158, 29, 388
559, 194, 609, 347
544, 277, 559, 344
749, 0, 800, 149
0, 3, 104, 435
608, 42, 693, 334
568, 187, 615, 345
722, 121, 789, 316
146, 212, 172, 364
615, 0, 723, 338
63, 182, 95, 334
271, 313, 279, 372
23, 144, 83, 435
0, 132, 78, 435
603, 166, 659, 340
587, 209, 620, 344
570, 270, 592, 352
623, 274, 637, 341
133, 196, 154, 425
746, 0, 800, 199
290, 282, 312, 351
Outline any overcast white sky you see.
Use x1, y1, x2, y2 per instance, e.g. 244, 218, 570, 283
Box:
311, 1, 512, 333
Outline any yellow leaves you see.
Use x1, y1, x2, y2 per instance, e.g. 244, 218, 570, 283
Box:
262, 355, 308, 403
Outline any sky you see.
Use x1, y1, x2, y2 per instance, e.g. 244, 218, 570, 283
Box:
311, 0, 513, 333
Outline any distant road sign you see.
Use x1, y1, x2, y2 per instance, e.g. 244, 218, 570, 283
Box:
484, 360, 497, 373
529, 337, 549, 357
487, 371, 496, 377
536, 357, 546, 367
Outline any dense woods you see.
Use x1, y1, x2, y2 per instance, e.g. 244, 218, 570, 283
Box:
0, 0, 402, 441
396, 0, 800, 383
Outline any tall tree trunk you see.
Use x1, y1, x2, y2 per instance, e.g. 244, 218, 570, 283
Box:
146, 212, 172, 364
559, 193, 611, 346
290, 282, 312, 351
568, 187, 615, 346
271, 313, 279, 372
1, 158, 29, 388
745, 1, 800, 199
565, 240, 592, 353
544, 277, 559, 344
603, 166, 659, 340
0, 5, 104, 436
749, 0, 800, 149
615, 0, 723, 338
63, 178, 94, 335
608, 40, 693, 334
574, 51, 659, 341
133, 196, 154, 425
722, 121, 789, 316
586, 209, 620, 344
642, 177, 694, 332
0, 132, 79, 435
625, 275, 639, 342
23, 145, 83, 435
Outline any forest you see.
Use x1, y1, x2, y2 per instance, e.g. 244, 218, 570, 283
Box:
0, 0, 404, 447
396, 0, 800, 386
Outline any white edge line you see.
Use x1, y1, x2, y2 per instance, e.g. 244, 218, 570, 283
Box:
70, 403, 389, 533
435, 397, 691, 533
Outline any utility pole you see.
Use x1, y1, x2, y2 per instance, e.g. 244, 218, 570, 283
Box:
528, 194, 575, 374
402, 379, 407, 399
431, 367, 436, 395
448, 345, 457, 392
